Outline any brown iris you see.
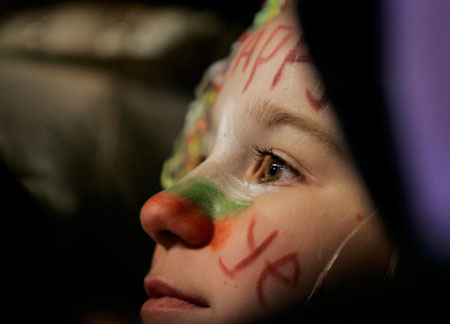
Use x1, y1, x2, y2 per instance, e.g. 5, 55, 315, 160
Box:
264, 159, 284, 182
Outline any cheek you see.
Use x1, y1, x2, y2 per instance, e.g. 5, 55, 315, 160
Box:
211, 192, 368, 311
210, 209, 304, 313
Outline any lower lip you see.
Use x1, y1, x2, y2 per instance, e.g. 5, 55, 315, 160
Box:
141, 296, 208, 318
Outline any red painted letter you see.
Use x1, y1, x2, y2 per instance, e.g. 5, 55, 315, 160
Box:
230, 29, 266, 75
271, 36, 312, 89
242, 25, 294, 92
305, 88, 329, 111
257, 253, 300, 307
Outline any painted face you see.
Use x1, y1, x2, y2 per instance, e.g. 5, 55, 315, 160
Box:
140, 5, 393, 324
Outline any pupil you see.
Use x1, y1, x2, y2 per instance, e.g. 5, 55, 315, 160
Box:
269, 164, 279, 176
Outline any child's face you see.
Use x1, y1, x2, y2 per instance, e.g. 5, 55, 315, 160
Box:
140, 7, 392, 324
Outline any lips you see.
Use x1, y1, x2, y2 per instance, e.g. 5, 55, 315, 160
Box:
144, 278, 209, 309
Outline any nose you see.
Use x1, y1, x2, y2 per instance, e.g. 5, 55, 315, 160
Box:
140, 190, 214, 249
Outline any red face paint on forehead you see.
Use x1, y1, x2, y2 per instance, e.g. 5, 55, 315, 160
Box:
227, 22, 324, 112
230, 28, 266, 76
271, 36, 312, 89
305, 88, 329, 111
243, 25, 293, 93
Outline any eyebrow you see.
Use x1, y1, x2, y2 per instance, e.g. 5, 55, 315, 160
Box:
247, 99, 348, 159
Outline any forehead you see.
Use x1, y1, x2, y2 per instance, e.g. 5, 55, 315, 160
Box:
211, 8, 340, 136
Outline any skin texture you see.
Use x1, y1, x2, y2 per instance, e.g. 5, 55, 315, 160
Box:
140, 5, 393, 324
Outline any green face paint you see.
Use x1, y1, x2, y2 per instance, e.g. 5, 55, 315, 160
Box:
166, 177, 253, 220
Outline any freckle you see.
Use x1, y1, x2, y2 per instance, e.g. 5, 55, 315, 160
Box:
210, 218, 233, 251
224, 280, 227, 286
234, 284, 238, 288
356, 213, 364, 221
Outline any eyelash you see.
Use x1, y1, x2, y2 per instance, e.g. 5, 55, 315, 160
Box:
251, 144, 306, 184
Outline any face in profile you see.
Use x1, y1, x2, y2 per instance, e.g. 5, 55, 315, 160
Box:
140, 5, 393, 324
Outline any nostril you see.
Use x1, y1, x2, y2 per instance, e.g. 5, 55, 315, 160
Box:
156, 230, 180, 246
156, 228, 213, 249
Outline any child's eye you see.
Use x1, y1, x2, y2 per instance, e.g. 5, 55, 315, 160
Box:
252, 145, 306, 184
264, 158, 298, 182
